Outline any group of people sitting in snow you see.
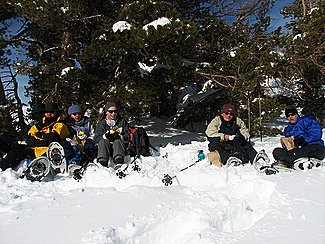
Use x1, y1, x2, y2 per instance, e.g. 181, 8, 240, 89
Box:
0, 101, 128, 172
206, 104, 324, 170
0, 101, 324, 177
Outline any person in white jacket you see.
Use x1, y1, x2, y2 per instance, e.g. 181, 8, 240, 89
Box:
206, 103, 258, 167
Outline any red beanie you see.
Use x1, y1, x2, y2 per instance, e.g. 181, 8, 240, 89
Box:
221, 103, 236, 114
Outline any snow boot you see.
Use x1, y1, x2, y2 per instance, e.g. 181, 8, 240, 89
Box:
207, 151, 222, 167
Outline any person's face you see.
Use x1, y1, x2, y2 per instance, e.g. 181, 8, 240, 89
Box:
105, 106, 118, 120
70, 112, 83, 122
45, 111, 56, 118
221, 112, 234, 121
287, 113, 298, 124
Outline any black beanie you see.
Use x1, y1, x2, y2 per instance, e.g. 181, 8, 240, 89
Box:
285, 105, 298, 117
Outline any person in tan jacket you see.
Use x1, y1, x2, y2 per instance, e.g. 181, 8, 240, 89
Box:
206, 103, 258, 167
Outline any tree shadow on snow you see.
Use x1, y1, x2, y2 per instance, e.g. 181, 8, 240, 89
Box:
133, 117, 207, 148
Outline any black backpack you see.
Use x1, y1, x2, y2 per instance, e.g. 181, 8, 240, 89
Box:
128, 127, 151, 157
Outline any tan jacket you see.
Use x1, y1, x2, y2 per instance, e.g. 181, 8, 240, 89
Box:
205, 116, 250, 142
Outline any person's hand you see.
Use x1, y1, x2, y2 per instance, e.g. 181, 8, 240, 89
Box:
77, 131, 87, 140
105, 128, 120, 141
224, 135, 230, 141
233, 135, 246, 143
228, 135, 236, 140
105, 132, 115, 141
294, 137, 307, 148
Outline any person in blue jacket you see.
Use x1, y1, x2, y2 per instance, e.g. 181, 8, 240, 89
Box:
273, 105, 325, 169
65, 104, 97, 165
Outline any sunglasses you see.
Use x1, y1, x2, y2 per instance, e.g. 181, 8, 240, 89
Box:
107, 110, 118, 114
72, 112, 82, 116
224, 112, 234, 116
286, 113, 296, 117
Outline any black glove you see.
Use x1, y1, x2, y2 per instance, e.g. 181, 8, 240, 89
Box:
233, 134, 246, 143
105, 132, 119, 141
44, 132, 61, 143
294, 137, 307, 148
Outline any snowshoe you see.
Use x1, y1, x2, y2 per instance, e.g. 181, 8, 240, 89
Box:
46, 142, 67, 174
23, 156, 51, 182
253, 150, 272, 173
115, 163, 129, 179
226, 156, 243, 167
293, 158, 315, 171
68, 164, 82, 177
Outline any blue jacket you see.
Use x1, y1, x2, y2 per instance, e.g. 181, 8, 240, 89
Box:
284, 115, 324, 146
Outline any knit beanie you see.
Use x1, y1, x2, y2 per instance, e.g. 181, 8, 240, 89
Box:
221, 103, 236, 114
44, 102, 62, 112
285, 105, 298, 117
68, 105, 83, 115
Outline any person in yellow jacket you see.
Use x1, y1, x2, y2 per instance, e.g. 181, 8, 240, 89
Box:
27, 102, 70, 157
0, 102, 70, 171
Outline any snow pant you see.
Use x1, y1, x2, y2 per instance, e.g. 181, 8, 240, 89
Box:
272, 144, 325, 167
97, 139, 126, 167
0, 144, 34, 171
208, 140, 257, 165
83, 139, 97, 161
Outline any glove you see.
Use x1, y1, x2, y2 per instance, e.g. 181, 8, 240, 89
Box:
105, 130, 119, 141
294, 137, 307, 148
44, 132, 61, 143
233, 134, 246, 143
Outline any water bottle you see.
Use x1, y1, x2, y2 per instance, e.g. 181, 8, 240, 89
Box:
197, 150, 205, 161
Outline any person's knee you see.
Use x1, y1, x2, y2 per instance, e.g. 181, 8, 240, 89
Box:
272, 147, 286, 159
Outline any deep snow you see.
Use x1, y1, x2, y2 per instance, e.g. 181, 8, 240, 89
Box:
0, 117, 324, 244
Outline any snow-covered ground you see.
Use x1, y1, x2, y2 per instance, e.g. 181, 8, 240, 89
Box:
0, 117, 324, 244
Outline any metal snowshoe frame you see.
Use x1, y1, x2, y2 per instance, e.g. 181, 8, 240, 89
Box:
23, 156, 51, 182
46, 142, 67, 174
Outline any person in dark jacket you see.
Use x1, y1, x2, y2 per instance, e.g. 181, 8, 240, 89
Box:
95, 102, 129, 167
272, 105, 325, 169
0, 132, 30, 171
0, 102, 45, 171
206, 103, 261, 167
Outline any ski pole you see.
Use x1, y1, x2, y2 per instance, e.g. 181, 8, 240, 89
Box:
149, 143, 159, 152
162, 150, 205, 186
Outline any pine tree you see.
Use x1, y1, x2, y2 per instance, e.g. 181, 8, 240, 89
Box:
281, 0, 324, 121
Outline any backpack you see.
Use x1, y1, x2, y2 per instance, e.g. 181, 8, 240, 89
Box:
128, 127, 151, 157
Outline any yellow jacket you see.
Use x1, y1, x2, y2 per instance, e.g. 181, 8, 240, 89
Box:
28, 116, 70, 157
